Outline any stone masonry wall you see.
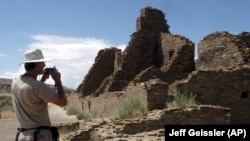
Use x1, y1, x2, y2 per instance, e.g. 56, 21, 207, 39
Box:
136, 6, 169, 33
60, 105, 230, 140
168, 67, 250, 124
160, 33, 195, 84
76, 7, 171, 96
67, 7, 250, 127
70, 86, 147, 118
76, 48, 121, 96
144, 79, 168, 110
69, 79, 168, 118
0, 78, 12, 94
196, 31, 250, 70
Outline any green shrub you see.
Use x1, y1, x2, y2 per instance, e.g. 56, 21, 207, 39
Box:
0, 96, 12, 110
76, 112, 90, 121
66, 107, 79, 115
66, 107, 90, 121
168, 91, 197, 109
89, 130, 100, 141
118, 95, 147, 120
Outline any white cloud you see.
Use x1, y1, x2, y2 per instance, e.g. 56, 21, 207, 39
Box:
0, 67, 25, 80
0, 53, 8, 57
3, 34, 126, 89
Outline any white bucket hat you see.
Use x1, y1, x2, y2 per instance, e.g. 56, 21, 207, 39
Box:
19, 49, 52, 65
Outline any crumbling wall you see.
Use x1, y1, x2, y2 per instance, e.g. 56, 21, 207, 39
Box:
71, 79, 167, 118
168, 31, 250, 124
70, 7, 250, 124
60, 105, 230, 140
196, 31, 250, 70
76, 48, 121, 96
102, 7, 170, 93
76, 7, 171, 96
160, 33, 195, 84
168, 68, 250, 124
136, 6, 169, 33
0, 78, 12, 94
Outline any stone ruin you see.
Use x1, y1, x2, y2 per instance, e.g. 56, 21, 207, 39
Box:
172, 31, 250, 124
0, 78, 12, 94
75, 6, 194, 96
68, 6, 250, 126
1, 6, 249, 140
53, 7, 250, 140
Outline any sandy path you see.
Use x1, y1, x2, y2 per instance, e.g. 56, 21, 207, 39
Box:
0, 103, 77, 141
48, 103, 77, 124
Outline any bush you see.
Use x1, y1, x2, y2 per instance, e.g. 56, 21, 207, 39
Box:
0, 96, 12, 110
66, 107, 79, 116
76, 112, 90, 120
168, 91, 197, 109
118, 95, 147, 120
66, 107, 90, 120
89, 130, 100, 141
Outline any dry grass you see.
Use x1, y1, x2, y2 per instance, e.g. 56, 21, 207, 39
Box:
167, 91, 197, 109
0, 93, 11, 96
118, 95, 148, 120
0, 93, 15, 119
0, 111, 16, 119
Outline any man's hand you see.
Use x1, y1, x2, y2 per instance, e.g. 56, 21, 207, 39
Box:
49, 66, 67, 106
40, 72, 50, 82
50, 66, 61, 83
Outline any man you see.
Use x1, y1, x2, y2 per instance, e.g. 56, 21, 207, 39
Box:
11, 49, 67, 141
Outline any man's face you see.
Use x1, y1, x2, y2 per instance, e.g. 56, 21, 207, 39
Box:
36, 62, 46, 74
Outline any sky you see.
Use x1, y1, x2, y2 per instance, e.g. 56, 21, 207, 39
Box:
0, 0, 250, 89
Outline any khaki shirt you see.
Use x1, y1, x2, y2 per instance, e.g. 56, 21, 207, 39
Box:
11, 75, 56, 128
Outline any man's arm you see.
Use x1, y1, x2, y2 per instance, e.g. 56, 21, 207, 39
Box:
46, 67, 67, 106
49, 80, 67, 106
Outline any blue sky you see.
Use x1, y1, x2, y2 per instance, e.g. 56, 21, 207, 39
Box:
0, 0, 250, 89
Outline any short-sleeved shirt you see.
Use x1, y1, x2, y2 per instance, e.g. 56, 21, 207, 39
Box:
11, 75, 56, 128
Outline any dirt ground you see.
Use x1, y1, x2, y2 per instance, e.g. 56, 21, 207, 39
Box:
0, 103, 77, 141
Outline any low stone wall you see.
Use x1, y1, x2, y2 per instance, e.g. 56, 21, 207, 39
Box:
67, 93, 83, 113
60, 105, 230, 141
68, 79, 168, 118
169, 68, 250, 124
0, 78, 12, 94
56, 122, 80, 134
68, 91, 140, 118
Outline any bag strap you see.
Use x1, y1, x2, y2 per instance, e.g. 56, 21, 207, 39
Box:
15, 128, 29, 141
15, 126, 58, 141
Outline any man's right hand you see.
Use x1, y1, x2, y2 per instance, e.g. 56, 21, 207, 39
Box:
49, 66, 67, 106
51, 66, 61, 84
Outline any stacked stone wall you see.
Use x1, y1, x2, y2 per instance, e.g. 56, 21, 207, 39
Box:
67, 7, 250, 128
60, 105, 230, 140
67, 93, 83, 113
76, 48, 121, 96
136, 6, 169, 33
197, 31, 250, 70
145, 79, 168, 110
160, 33, 195, 83
169, 68, 250, 124
69, 79, 168, 119
0, 78, 12, 94
76, 7, 171, 96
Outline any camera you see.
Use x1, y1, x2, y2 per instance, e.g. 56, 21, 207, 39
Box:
44, 68, 54, 75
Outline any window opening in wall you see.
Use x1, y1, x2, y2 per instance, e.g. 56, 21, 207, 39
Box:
241, 92, 249, 98
169, 50, 174, 60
